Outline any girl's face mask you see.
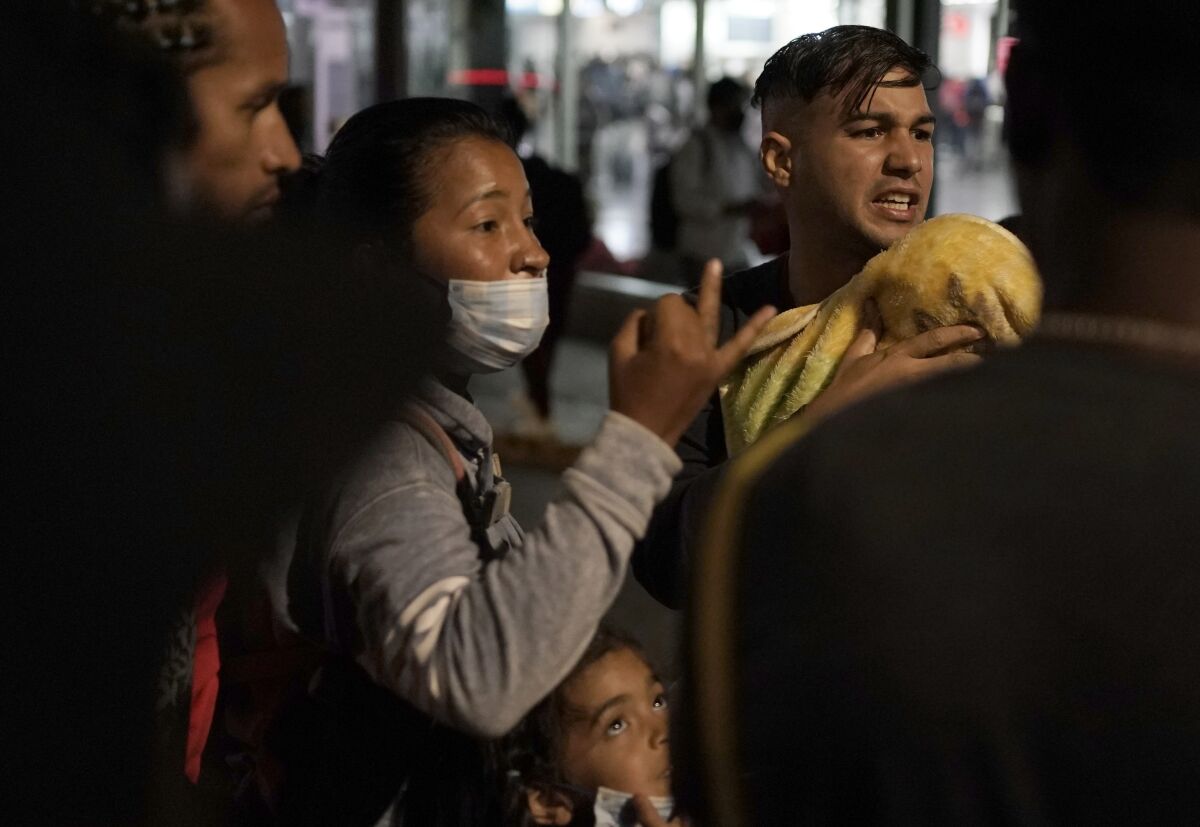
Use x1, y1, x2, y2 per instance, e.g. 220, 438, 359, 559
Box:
442, 277, 549, 374
593, 786, 675, 827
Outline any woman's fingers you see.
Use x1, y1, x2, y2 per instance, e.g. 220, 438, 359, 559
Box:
714, 304, 777, 375
694, 258, 725, 345
611, 308, 648, 363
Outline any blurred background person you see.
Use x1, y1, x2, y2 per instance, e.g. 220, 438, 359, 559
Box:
669, 77, 765, 287
498, 95, 594, 443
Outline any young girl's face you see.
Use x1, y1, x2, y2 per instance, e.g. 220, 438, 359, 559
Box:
410, 135, 549, 284
558, 647, 671, 798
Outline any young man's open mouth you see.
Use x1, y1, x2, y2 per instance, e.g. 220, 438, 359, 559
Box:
870, 189, 921, 221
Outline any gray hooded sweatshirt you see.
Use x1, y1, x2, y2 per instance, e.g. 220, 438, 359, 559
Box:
286, 378, 681, 738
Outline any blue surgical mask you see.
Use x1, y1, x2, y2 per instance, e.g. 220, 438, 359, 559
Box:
443, 277, 549, 374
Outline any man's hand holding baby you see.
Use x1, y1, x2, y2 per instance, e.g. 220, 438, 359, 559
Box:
801, 299, 984, 428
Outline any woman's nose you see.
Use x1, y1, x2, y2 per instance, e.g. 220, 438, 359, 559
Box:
515, 231, 550, 275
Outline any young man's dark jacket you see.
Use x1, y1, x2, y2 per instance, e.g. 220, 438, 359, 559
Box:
632, 255, 792, 607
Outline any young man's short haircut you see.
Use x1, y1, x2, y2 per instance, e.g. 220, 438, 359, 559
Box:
753, 24, 935, 116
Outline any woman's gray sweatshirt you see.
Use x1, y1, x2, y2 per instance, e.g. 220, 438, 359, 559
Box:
286, 379, 681, 738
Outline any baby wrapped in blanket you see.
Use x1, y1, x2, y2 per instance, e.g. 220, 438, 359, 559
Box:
720, 213, 1043, 455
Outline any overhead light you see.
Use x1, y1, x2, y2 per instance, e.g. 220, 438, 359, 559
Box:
606, 0, 644, 15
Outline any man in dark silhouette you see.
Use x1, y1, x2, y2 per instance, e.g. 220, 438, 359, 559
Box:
5, 8, 426, 823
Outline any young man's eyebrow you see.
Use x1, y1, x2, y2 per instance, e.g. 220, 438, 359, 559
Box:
843, 110, 889, 125
589, 693, 631, 727
841, 111, 937, 127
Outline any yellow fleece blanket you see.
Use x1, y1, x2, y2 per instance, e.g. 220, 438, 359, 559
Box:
720, 213, 1043, 455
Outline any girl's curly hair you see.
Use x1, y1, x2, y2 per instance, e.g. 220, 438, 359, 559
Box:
501, 627, 652, 827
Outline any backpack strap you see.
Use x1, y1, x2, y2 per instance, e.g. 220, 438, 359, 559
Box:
223, 406, 469, 690
397, 404, 504, 549
215, 407, 480, 814
397, 404, 467, 485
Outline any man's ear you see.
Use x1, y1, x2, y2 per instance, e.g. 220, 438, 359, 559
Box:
526, 788, 574, 826
760, 131, 793, 188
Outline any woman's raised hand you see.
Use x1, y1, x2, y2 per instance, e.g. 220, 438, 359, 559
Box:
609, 259, 776, 446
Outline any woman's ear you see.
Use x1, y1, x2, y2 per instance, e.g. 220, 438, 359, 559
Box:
526, 788, 574, 826
760, 131, 793, 188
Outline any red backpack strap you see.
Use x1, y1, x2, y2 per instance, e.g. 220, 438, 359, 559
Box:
397, 404, 466, 484
185, 570, 228, 783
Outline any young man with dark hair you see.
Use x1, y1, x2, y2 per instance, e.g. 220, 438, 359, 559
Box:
634, 26, 982, 605
753, 25, 937, 303
686, 1, 1200, 822
87, 0, 301, 220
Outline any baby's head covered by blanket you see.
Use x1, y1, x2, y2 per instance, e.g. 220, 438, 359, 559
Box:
862, 213, 1040, 347
721, 213, 1042, 454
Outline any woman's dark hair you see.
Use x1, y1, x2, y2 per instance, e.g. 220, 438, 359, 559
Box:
753, 24, 936, 116
288, 97, 511, 254
501, 627, 653, 827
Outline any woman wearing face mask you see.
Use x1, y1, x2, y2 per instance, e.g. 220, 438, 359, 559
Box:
267, 99, 773, 823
